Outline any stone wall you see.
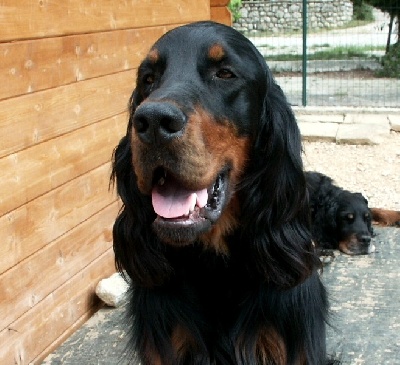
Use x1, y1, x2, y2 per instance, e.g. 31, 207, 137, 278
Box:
234, 0, 353, 33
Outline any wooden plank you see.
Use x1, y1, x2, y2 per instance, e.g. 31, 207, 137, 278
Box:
0, 249, 116, 364
0, 202, 118, 331
0, 0, 210, 42
0, 26, 177, 101
0, 70, 134, 158
0, 113, 127, 216
0, 163, 116, 275
210, 6, 232, 26
210, 0, 229, 6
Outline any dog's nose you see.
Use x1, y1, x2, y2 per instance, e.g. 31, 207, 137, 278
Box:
359, 235, 371, 245
133, 102, 186, 144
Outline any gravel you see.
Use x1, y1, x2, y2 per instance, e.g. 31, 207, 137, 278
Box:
302, 131, 400, 211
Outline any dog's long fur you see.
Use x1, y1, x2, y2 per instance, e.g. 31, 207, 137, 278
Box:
112, 21, 331, 365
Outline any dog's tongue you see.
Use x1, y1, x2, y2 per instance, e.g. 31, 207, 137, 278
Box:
152, 178, 208, 219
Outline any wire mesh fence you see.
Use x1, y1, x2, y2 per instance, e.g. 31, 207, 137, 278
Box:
233, 0, 400, 107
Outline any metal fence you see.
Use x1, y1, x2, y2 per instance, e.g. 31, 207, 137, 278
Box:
234, 0, 400, 107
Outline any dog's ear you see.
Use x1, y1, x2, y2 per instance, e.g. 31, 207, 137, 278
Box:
111, 91, 172, 287
240, 74, 319, 289
355, 192, 368, 206
324, 199, 339, 230
354, 193, 374, 234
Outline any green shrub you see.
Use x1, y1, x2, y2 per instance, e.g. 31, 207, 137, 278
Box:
376, 42, 400, 79
352, 2, 374, 21
228, 0, 242, 22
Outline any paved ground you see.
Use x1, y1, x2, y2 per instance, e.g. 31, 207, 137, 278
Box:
43, 227, 400, 365
325, 227, 400, 365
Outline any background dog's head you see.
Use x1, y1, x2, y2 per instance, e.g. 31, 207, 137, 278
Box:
112, 21, 318, 288
306, 171, 375, 255
334, 191, 374, 255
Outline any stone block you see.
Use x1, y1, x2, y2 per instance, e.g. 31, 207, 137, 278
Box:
343, 114, 389, 125
298, 122, 338, 142
336, 123, 390, 145
388, 115, 400, 132
296, 114, 344, 124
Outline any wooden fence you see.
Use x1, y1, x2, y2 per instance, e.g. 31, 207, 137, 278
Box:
0, 1, 230, 363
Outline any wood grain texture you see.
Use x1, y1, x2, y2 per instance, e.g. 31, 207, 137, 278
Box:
210, 6, 232, 26
0, 113, 126, 216
0, 70, 134, 158
0, 202, 118, 331
210, 0, 229, 6
0, 163, 116, 274
0, 0, 210, 42
0, 26, 177, 101
0, 249, 116, 364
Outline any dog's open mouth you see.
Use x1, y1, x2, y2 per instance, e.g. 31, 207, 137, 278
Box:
150, 168, 229, 244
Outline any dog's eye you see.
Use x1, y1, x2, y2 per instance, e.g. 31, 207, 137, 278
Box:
364, 213, 370, 220
144, 74, 155, 85
216, 68, 236, 79
346, 213, 354, 222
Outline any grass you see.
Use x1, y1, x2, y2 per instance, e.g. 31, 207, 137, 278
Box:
310, 43, 330, 49
264, 45, 385, 61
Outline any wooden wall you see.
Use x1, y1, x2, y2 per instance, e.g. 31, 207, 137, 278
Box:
211, 0, 232, 25
0, 1, 233, 363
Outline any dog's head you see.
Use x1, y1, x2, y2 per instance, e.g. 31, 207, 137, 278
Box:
112, 21, 317, 287
335, 192, 374, 255
128, 22, 267, 249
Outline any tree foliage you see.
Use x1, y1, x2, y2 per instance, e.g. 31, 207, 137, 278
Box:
352, 0, 374, 20
365, 0, 400, 77
376, 41, 400, 78
228, 0, 242, 22
364, 0, 400, 41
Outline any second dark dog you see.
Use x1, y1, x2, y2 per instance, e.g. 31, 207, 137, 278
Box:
306, 171, 400, 255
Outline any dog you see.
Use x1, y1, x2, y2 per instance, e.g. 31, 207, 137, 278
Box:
112, 21, 333, 365
306, 171, 400, 255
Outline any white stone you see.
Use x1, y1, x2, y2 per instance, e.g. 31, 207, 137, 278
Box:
95, 272, 129, 307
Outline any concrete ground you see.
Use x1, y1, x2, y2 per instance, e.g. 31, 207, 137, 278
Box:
42, 227, 400, 365
324, 227, 400, 365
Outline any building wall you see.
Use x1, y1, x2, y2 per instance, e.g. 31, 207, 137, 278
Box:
0, 1, 221, 363
234, 0, 353, 33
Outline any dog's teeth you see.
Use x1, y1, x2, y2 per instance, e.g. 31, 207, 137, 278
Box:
188, 194, 196, 214
157, 170, 167, 186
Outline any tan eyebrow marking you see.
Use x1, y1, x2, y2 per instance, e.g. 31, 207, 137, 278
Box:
208, 43, 225, 61
147, 48, 159, 63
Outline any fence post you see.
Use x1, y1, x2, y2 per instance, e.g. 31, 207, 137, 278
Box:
302, 0, 307, 106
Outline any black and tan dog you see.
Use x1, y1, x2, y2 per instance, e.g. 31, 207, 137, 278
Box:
306, 171, 400, 255
112, 21, 335, 365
